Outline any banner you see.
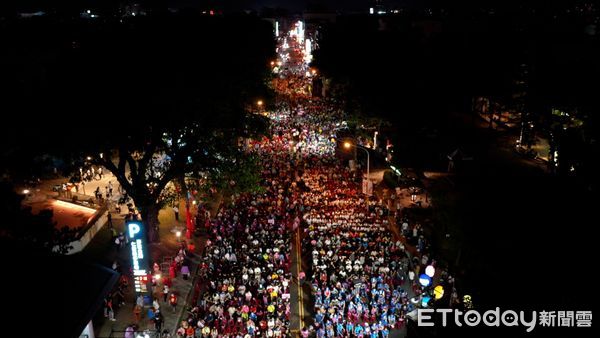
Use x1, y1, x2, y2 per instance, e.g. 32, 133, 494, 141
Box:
362, 179, 373, 196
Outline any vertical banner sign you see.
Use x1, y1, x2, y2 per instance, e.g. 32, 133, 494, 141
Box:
362, 179, 373, 196
127, 221, 151, 297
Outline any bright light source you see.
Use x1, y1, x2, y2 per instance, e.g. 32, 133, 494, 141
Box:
369, 8, 374, 14
54, 200, 96, 214
86, 156, 92, 161
154, 274, 161, 280
87, 10, 91, 14
419, 274, 432, 287
192, 200, 197, 205
99, 153, 103, 159
23, 189, 30, 194
425, 265, 435, 278
344, 142, 352, 149
176, 231, 181, 238
257, 100, 263, 106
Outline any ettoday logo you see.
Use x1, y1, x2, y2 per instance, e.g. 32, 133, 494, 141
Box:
417, 308, 592, 332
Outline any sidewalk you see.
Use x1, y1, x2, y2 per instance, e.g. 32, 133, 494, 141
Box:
77, 197, 214, 337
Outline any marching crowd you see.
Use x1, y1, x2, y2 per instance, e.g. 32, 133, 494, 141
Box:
171, 25, 460, 338
301, 158, 415, 337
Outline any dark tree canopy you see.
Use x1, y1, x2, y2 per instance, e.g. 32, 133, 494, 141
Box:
1, 12, 275, 241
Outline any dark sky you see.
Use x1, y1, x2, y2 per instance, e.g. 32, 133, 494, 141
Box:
5, 0, 373, 13
5, 0, 565, 14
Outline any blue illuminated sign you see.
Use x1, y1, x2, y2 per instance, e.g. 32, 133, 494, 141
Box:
126, 221, 150, 295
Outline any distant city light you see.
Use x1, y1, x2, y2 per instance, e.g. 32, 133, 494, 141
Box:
370, 8, 374, 15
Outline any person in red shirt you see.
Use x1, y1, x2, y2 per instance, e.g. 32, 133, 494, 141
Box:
169, 293, 178, 313
185, 325, 195, 338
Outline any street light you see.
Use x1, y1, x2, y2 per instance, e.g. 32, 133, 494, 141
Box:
343, 141, 371, 197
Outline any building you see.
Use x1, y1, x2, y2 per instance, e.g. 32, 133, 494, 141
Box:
2, 248, 119, 338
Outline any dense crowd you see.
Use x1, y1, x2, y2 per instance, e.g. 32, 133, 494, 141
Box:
178, 24, 460, 338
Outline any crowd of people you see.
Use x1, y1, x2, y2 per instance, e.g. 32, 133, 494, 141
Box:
300, 157, 416, 337
182, 152, 299, 336
173, 24, 463, 338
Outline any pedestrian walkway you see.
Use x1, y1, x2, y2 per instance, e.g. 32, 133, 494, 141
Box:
76, 194, 213, 337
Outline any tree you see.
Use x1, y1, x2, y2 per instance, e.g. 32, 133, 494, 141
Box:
92, 113, 266, 243
1, 13, 274, 243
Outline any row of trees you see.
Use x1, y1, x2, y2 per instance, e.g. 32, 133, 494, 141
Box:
1, 12, 275, 244
312, 8, 599, 179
